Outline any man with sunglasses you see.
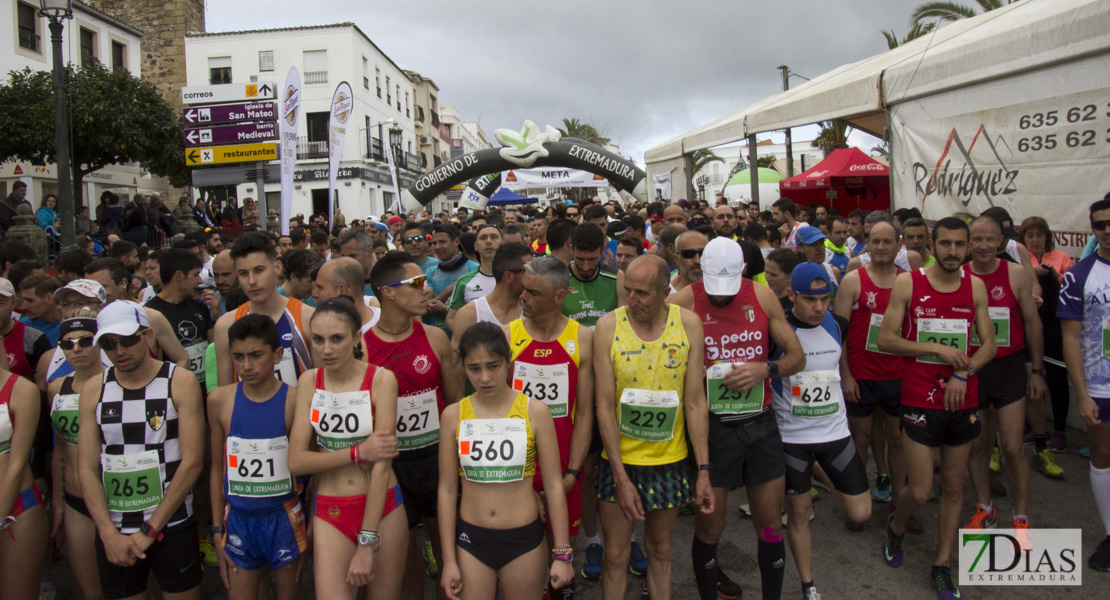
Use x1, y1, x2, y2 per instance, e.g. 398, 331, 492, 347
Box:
366, 251, 461, 600
446, 224, 502, 335
76, 300, 206, 600
450, 243, 533, 353
1060, 195, 1110, 571
44, 279, 108, 384
214, 233, 313, 388
670, 231, 708, 295
400, 223, 438, 274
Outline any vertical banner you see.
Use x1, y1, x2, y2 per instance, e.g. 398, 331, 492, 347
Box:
327, 81, 353, 228
383, 133, 402, 213
279, 67, 300, 235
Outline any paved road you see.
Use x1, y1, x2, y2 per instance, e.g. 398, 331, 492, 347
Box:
47, 428, 1106, 599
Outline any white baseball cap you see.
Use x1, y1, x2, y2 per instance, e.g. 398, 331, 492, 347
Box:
0, 278, 14, 298
93, 300, 150, 345
701, 237, 745, 296
53, 279, 106, 304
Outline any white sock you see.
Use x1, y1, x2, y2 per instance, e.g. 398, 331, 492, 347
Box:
631, 533, 637, 543
586, 535, 602, 546
979, 502, 993, 512
1091, 465, 1110, 537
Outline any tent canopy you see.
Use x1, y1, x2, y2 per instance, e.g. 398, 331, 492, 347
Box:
726, 167, 785, 187
779, 148, 888, 190
486, 187, 537, 206
644, 0, 1109, 164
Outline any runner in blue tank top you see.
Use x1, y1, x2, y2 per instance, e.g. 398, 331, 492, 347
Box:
207, 314, 306, 600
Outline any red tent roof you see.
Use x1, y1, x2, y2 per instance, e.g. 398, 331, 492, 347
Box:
779, 147, 888, 190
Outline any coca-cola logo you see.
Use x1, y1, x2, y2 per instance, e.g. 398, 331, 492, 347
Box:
849, 163, 885, 172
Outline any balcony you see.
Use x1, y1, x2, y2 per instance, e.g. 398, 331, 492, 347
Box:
304, 71, 328, 85
297, 137, 328, 159
431, 111, 440, 128
415, 106, 425, 123
18, 28, 39, 52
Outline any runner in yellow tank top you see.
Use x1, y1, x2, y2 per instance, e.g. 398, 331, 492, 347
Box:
593, 255, 713, 600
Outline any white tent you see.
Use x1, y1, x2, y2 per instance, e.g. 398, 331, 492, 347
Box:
645, 0, 1110, 246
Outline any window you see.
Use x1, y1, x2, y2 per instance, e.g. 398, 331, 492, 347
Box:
396, 84, 401, 111
362, 57, 369, 89
208, 56, 231, 85
405, 92, 410, 118
303, 50, 327, 85
385, 76, 391, 105
375, 67, 381, 98
17, 2, 39, 53
259, 50, 274, 72
80, 28, 98, 67
306, 112, 329, 143
111, 41, 127, 70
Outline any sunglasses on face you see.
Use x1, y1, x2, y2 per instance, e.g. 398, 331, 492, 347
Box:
402, 236, 427, 244
1093, 220, 1110, 231
382, 275, 427, 290
679, 248, 704, 259
98, 330, 147, 351
59, 337, 95, 351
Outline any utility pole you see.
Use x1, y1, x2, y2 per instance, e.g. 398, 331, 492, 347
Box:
778, 65, 794, 177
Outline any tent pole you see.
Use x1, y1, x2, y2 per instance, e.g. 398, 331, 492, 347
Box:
748, 135, 761, 210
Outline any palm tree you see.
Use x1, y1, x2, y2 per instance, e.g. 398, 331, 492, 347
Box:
689, 148, 724, 178
556, 118, 609, 147
910, 0, 1013, 29
880, 21, 937, 49
811, 120, 851, 157
757, 155, 778, 170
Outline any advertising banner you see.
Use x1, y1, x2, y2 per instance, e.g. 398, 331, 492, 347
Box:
327, 82, 353, 228
502, 167, 608, 190
278, 67, 300, 235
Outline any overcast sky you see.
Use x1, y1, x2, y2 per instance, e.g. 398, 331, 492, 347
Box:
208, 0, 923, 163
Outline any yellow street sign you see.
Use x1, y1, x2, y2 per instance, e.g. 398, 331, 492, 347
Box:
185, 142, 278, 167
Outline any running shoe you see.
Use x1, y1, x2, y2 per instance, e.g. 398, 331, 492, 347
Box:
810, 486, 820, 501
883, 513, 904, 567
629, 541, 648, 577
963, 505, 997, 530
580, 543, 603, 581
871, 473, 892, 503
717, 569, 741, 600
803, 584, 822, 600
1012, 517, 1031, 552
929, 565, 961, 600
199, 537, 218, 568
1090, 537, 1110, 572
423, 537, 439, 577
989, 446, 1002, 474
1035, 449, 1065, 479
1080, 446, 1091, 458
1049, 431, 1067, 454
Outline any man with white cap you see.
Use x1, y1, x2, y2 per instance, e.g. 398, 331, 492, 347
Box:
76, 300, 205, 600
668, 238, 805, 600
43, 279, 109, 384
0, 277, 52, 384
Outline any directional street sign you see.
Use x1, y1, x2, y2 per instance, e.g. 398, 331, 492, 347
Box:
185, 121, 278, 147
186, 142, 278, 167
183, 101, 276, 126
181, 82, 275, 105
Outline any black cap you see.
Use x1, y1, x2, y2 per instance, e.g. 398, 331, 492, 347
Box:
606, 221, 629, 238
981, 206, 1017, 239
432, 223, 461, 238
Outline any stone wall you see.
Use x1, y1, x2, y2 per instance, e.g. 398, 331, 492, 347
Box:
87, 0, 205, 111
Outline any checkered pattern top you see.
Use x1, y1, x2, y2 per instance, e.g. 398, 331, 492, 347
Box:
96, 362, 192, 533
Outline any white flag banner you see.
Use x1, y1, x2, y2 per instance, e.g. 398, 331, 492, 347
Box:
279, 67, 300, 235
383, 137, 402, 213
327, 81, 353, 228
501, 167, 608, 190
653, 172, 672, 200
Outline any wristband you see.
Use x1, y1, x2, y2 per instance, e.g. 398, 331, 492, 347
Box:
951, 373, 968, 382
698, 464, 712, 472
565, 469, 581, 480
552, 550, 574, 563
350, 444, 358, 463
140, 521, 163, 541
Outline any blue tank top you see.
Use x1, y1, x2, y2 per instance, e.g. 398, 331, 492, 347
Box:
224, 382, 296, 512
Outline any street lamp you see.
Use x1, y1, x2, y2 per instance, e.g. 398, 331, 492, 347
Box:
40, 0, 75, 249
377, 117, 396, 160
388, 124, 403, 157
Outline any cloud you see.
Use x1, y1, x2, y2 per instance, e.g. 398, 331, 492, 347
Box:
206, 0, 917, 163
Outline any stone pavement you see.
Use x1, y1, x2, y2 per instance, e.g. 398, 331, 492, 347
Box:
47, 428, 1106, 599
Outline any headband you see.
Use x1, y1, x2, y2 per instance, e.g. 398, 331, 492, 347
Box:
60, 317, 97, 336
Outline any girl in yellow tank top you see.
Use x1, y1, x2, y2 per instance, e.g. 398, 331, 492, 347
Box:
437, 322, 573, 600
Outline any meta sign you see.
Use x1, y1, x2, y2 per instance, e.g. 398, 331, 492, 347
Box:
182, 82, 279, 168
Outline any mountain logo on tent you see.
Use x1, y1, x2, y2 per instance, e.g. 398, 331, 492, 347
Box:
12, 165, 22, 175
912, 124, 1018, 208
505, 171, 518, 182
592, 173, 606, 181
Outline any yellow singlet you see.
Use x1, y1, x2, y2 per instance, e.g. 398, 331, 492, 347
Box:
456, 392, 537, 478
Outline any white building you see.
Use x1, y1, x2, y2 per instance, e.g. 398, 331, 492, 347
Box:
690, 138, 820, 199
440, 106, 491, 212
2, 0, 144, 208
184, 23, 423, 221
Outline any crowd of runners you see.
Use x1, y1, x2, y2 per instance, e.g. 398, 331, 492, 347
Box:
0, 191, 1107, 600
